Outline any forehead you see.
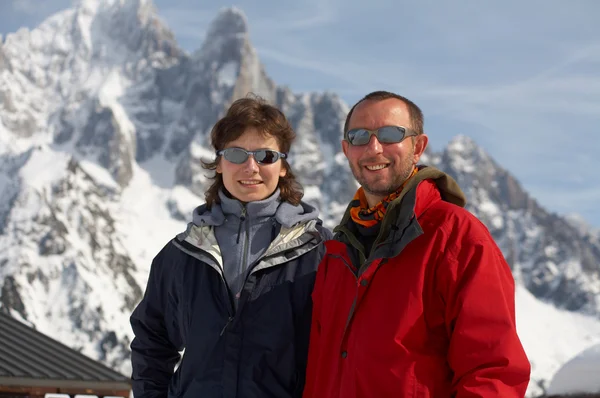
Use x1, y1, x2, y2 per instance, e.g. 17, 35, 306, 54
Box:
224, 127, 280, 150
348, 98, 411, 130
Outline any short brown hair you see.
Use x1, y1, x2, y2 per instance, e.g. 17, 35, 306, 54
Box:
343, 91, 424, 135
201, 95, 303, 207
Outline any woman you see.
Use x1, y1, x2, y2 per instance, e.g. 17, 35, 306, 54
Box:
130, 96, 331, 398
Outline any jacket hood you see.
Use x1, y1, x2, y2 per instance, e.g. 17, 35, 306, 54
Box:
398, 165, 466, 210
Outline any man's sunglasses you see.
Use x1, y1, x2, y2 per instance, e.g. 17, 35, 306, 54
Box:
216, 147, 287, 165
344, 126, 418, 146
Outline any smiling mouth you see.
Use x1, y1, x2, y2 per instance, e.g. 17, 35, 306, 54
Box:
239, 180, 263, 185
365, 164, 389, 171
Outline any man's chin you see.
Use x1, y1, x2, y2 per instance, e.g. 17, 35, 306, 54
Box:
363, 185, 396, 197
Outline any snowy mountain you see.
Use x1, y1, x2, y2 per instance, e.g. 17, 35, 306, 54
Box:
1, 2, 599, 397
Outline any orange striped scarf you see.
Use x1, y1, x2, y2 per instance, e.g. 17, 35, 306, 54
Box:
350, 168, 418, 229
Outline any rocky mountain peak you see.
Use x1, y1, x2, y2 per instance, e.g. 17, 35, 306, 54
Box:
206, 7, 249, 40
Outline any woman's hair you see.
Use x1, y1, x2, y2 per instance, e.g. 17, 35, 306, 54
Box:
201, 95, 304, 207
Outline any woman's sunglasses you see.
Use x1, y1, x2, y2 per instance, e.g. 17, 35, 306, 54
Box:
217, 147, 287, 165
345, 126, 418, 146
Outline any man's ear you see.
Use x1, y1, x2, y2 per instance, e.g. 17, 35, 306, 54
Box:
413, 134, 429, 164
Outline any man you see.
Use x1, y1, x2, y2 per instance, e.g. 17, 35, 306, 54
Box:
303, 91, 531, 397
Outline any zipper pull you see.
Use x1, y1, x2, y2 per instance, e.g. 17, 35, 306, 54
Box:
236, 206, 247, 244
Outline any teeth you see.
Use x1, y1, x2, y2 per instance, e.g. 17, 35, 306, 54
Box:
366, 164, 387, 171
240, 180, 261, 185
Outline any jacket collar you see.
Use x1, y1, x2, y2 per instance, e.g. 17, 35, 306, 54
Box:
175, 218, 324, 275
218, 188, 281, 220
334, 166, 466, 266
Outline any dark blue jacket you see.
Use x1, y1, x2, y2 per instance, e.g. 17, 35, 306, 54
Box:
130, 213, 330, 398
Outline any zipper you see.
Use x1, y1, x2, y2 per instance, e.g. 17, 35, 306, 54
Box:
222, 205, 254, 333
200, 247, 237, 335
222, 206, 255, 335
329, 254, 359, 332
236, 206, 247, 244
329, 253, 385, 347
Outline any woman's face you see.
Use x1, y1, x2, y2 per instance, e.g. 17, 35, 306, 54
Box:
216, 127, 287, 203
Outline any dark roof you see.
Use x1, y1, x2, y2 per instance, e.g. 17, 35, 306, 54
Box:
0, 311, 130, 390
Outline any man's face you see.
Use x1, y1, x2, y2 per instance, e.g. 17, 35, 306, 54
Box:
342, 98, 428, 207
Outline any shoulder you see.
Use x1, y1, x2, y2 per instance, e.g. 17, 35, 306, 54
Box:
424, 199, 490, 233
150, 237, 197, 275
315, 222, 334, 241
288, 199, 334, 240
153, 238, 181, 263
420, 200, 497, 253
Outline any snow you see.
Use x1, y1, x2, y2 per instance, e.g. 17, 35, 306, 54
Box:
566, 212, 600, 238
98, 70, 136, 149
446, 136, 477, 172
76, 4, 96, 51
516, 286, 600, 396
190, 139, 215, 160
116, 162, 196, 288
1, 157, 133, 368
217, 61, 239, 86
19, 146, 70, 190
302, 185, 321, 202
478, 197, 504, 229
78, 158, 120, 189
547, 343, 600, 395
98, 69, 126, 101
138, 154, 177, 188
168, 185, 202, 217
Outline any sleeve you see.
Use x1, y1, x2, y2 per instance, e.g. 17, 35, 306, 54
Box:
301, 243, 329, 398
130, 243, 184, 398
294, 287, 314, 398
440, 233, 531, 398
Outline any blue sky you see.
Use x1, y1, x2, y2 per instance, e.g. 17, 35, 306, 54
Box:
2, 0, 600, 228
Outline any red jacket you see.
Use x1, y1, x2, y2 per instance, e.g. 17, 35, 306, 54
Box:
304, 168, 530, 398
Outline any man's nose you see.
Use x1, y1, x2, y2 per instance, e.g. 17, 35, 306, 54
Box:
364, 135, 383, 154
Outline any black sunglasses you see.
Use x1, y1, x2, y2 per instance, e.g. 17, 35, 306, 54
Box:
345, 126, 418, 146
216, 147, 287, 165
